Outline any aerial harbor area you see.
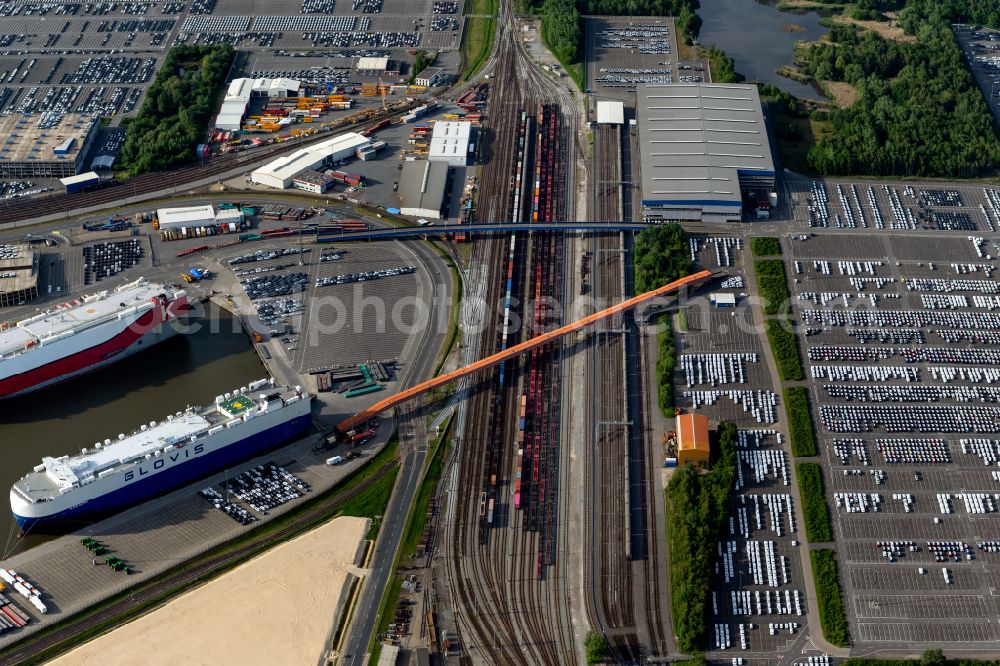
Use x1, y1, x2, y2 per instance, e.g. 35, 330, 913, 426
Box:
6, 0, 1000, 665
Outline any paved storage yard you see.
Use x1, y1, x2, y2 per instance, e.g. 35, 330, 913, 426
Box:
584, 17, 679, 104
0, 0, 462, 198
296, 243, 426, 371
672, 238, 813, 660
783, 222, 1000, 651
0, 421, 391, 649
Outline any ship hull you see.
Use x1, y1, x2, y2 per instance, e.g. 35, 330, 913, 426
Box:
0, 295, 188, 400
13, 413, 312, 532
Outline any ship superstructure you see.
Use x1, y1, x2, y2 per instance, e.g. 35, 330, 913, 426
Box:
0, 279, 187, 398
10, 379, 312, 531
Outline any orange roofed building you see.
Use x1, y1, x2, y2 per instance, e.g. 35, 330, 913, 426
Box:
676, 413, 710, 467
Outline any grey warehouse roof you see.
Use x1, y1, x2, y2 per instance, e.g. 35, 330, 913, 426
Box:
637, 83, 774, 209
399, 160, 448, 215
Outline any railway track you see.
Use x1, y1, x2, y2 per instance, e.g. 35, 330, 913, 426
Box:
0, 100, 419, 227
0, 458, 400, 666
588, 124, 640, 661
441, 6, 576, 663
587, 121, 676, 662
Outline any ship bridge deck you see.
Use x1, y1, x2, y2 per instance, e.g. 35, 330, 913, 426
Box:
0, 282, 170, 358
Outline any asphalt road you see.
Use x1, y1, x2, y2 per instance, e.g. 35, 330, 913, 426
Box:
340, 238, 452, 665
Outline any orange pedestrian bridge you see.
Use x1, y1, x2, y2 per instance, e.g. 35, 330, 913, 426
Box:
335, 270, 713, 434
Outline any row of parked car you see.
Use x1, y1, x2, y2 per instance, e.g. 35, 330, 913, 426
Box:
60, 55, 156, 84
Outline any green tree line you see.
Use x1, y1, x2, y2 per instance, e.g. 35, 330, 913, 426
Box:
634, 223, 691, 293
666, 421, 737, 652
120, 44, 235, 176
656, 314, 677, 417
811, 549, 850, 647
902, 0, 1000, 29
754, 259, 791, 316
843, 651, 1000, 666
796, 462, 833, 542
784, 387, 817, 457
540, 0, 581, 66
765, 320, 804, 381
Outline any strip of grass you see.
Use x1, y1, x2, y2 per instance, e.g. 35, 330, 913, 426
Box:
656, 314, 677, 417
765, 319, 804, 381
6, 437, 400, 664
810, 548, 850, 647
750, 236, 782, 256
461, 0, 497, 82
797, 462, 832, 542
841, 655, 1000, 666
427, 241, 463, 378
368, 576, 403, 665
338, 464, 400, 540
754, 259, 791, 316
784, 387, 817, 457
368, 416, 454, 658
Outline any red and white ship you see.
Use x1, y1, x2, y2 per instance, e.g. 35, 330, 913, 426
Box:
0, 279, 187, 399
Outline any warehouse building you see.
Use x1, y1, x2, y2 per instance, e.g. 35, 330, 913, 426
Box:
0, 243, 38, 308
415, 66, 448, 88
292, 170, 335, 194
676, 413, 710, 467
596, 100, 624, 125
59, 171, 100, 193
356, 56, 389, 74
214, 77, 301, 131
399, 160, 448, 220
157, 205, 217, 230
428, 121, 474, 167
637, 83, 775, 223
214, 207, 245, 227
250, 133, 371, 189
0, 114, 98, 178
215, 78, 254, 132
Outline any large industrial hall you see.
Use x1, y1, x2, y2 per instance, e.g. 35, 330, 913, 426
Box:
636, 83, 777, 223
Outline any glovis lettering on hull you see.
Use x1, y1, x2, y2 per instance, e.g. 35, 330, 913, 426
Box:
123, 443, 205, 482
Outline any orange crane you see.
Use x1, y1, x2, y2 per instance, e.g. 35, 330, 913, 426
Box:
335, 270, 713, 434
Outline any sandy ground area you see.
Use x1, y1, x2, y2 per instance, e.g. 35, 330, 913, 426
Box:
821, 80, 860, 108
50, 516, 369, 666
832, 14, 916, 43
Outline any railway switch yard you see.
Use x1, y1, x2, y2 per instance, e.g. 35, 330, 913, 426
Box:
5, 0, 1000, 664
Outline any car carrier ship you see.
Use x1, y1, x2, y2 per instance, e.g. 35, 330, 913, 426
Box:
10, 379, 313, 532
0, 279, 187, 399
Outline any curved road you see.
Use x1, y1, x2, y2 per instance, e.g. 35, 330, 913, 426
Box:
339, 237, 454, 665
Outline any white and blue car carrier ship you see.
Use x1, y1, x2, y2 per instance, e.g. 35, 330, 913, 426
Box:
10, 379, 312, 532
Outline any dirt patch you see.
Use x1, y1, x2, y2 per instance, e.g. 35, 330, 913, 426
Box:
833, 14, 916, 43
778, 0, 847, 8
823, 80, 859, 108
50, 516, 369, 666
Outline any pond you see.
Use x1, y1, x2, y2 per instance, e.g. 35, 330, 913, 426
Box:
697, 0, 831, 100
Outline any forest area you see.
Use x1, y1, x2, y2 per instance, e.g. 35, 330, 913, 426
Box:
119, 44, 235, 177
798, 0, 1000, 177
